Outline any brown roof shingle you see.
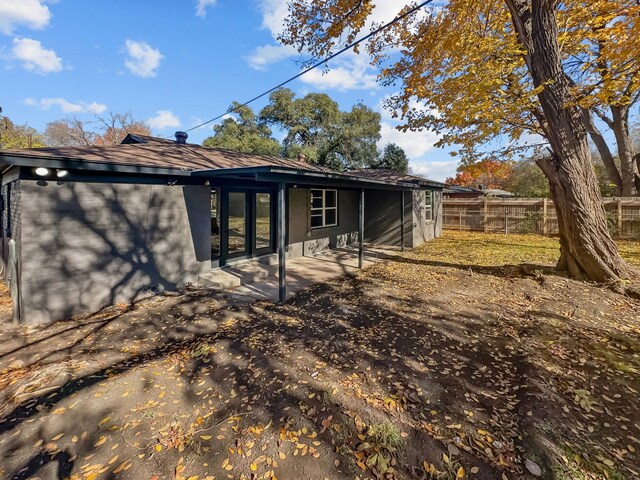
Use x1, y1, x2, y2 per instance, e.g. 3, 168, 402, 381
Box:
347, 169, 444, 187
0, 135, 333, 173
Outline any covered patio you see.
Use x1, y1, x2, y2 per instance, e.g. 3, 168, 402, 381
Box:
194, 166, 419, 303
198, 244, 400, 301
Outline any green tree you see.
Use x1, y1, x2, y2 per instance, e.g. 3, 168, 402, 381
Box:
0, 117, 45, 149
203, 102, 281, 156
372, 143, 409, 173
260, 88, 380, 170
503, 158, 550, 197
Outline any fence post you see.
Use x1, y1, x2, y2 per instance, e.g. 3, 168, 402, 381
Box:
542, 198, 548, 235
459, 210, 462, 231
483, 198, 488, 233
505, 210, 508, 234
617, 198, 623, 236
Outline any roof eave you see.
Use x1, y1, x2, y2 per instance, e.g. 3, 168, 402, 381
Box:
0, 152, 192, 177
193, 166, 418, 189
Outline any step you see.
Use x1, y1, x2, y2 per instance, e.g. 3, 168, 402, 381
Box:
198, 263, 278, 290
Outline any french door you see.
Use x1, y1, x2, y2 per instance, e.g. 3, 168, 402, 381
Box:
212, 188, 275, 265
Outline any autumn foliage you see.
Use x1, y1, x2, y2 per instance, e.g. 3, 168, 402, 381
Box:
445, 160, 514, 189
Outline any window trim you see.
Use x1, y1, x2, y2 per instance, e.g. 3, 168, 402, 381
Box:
310, 189, 338, 229
425, 190, 434, 223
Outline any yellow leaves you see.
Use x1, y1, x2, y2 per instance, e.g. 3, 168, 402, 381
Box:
200, 435, 212, 440
154, 444, 162, 452
94, 436, 106, 447
112, 461, 131, 474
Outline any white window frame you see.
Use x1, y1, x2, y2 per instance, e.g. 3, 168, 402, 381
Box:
310, 189, 338, 229
425, 190, 434, 222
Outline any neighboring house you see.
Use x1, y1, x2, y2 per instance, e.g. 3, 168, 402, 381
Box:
0, 133, 444, 324
444, 184, 515, 199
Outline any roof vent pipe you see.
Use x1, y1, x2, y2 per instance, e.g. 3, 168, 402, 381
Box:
175, 131, 188, 144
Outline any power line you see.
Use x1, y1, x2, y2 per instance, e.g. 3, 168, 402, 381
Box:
182, 0, 434, 134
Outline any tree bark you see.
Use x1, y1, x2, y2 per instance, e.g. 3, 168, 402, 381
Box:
583, 110, 622, 195
506, 0, 634, 282
635, 153, 640, 192
610, 105, 638, 196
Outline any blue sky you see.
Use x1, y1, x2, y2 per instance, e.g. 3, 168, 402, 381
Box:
0, 0, 460, 180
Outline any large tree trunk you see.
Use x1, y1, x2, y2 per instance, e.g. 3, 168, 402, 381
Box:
584, 110, 622, 196
506, 0, 634, 282
635, 153, 640, 192
611, 105, 638, 196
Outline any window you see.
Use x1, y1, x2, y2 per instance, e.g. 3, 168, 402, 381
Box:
310, 189, 338, 229
425, 191, 433, 222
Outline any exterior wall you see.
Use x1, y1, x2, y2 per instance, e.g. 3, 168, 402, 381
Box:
287, 188, 358, 258
411, 189, 443, 246
363, 190, 407, 247
364, 188, 443, 248
1, 180, 23, 322
1, 180, 22, 278
18, 181, 211, 323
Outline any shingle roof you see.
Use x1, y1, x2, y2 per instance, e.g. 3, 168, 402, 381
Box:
347, 169, 445, 188
443, 185, 481, 194
0, 134, 333, 174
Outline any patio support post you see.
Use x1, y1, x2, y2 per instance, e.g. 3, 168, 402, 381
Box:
400, 191, 406, 252
277, 182, 287, 303
358, 188, 365, 268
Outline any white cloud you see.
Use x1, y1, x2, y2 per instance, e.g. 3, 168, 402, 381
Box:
124, 39, 163, 78
258, 0, 290, 37
246, 43, 297, 71
24, 97, 107, 114
195, 0, 217, 17
379, 122, 440, 158
147, 110, 181, 130
11, 37, 61, 74
409, 160, 458, 182
0, 0, 51, 35
377, 95, 441, 157
300, 51, 378, 91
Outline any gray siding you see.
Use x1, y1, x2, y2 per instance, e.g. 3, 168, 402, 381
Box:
287, 188, 358, 258
411, 190, 443, 246
1, 181, 23, 321
364, 190, 413, 247
1, 181, 22, 277
365, 188, 443, 248
19, 181, 211, 323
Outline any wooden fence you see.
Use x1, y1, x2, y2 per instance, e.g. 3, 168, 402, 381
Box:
443, 197, 640, 239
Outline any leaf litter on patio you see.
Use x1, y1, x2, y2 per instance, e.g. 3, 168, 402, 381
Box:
0, 231, 638, 479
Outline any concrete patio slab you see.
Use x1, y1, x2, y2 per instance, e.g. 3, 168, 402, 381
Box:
198, 246, 401, 301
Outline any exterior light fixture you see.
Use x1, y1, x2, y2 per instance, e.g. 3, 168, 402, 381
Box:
56, 169, 69, 178
34, 167, 50, 177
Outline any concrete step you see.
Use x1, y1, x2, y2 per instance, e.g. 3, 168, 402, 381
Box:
257, 253, 278, 265
198, 263, 278, 290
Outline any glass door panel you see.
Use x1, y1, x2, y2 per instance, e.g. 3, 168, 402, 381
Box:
211, 188, 220, 258
255, 193, 272, 250
227, 192, 247, 255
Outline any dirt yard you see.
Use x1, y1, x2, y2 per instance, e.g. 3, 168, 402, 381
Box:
0, 232, 639, 480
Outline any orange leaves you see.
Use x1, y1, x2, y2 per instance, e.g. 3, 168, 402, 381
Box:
446, 159, 515, 190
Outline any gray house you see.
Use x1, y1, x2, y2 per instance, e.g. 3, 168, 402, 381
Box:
0, 133, 443, 324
